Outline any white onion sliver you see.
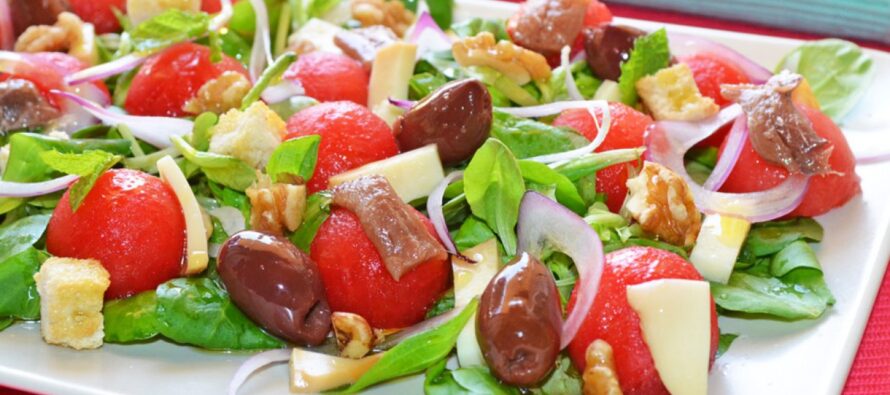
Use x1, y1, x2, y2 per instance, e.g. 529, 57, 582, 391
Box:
209, 206, 247, 236
261, 79, 305, 104
561, 46, 584, 101
668, 32, 772, 84
427, 171, 464, 255
248, 0, 273, 82
209, 0, 234, 31
376, 307, 462, 350
517, 191, 604, 349
51, 90, 193, 148
65, 53, 149, 86
0, 175, 79, 198
702, 114, 747, 191
228, 348, 291, 395
0, 1, 13, 50
857, 152, 890, 165
497, 100, 610, 164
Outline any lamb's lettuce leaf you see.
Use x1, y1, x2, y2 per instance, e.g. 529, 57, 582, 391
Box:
463, 139, 525, 255
617, 28, 670, 105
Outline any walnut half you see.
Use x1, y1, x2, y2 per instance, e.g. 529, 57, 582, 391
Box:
182, 71, 251, 115
15, 12, 98, 66
583, 339, 623, 395
351, 0, 414, 37
245, 174, 307, 236
331, 312, 378, 359
452, 32, 551, 85
625, 161, 701, 247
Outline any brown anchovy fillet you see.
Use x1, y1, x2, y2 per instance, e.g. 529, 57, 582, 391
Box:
0, 79, 61, 132
332, 175, 447, 281
721, 71, 833, 175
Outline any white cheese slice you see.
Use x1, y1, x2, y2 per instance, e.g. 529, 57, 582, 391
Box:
626, 279, 711, 395
290, 349, 382, 393
156, 155, 208, 275
452, 239, 500, 367
328, 145, 444, 203
689, 214, 751, 284
367, 42, 418, 125
290, 19, 344, 55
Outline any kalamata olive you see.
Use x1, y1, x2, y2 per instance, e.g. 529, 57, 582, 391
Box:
10, 0, 69, 36
218, 230, 332, 346
583, 24, 647, 80
393, 79, 492, 165
477, 253, 562, 387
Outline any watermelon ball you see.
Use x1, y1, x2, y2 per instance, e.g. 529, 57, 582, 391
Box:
285, 101, 399, 192
567, 246, 720, 395
719, 105, 860, 217
310, 207, 451, 328
47, 169, 186, 299
283, 52, 369, 105
124, 42, 248, 117
68, 0, 127, 34
552, 102, 653, 213
680, 53, 751, 108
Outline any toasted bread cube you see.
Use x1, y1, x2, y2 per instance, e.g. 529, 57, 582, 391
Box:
34, 258, 110, 350
209, 101, 286, 169
636, 64, 720, 122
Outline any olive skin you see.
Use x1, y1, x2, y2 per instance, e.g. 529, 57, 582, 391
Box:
393, 79, 492, 165
583, 25, 647, 81
477, 254, 562, 387
218, 230, 332, 346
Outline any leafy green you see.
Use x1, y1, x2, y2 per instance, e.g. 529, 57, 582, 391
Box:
345, 299, 478, 393
104, 291, 160, 343
409, 72, 448, 100
130, 9, 211, 53
155, 278, 283, 350
265, 135, 320, 183
530, 355, 583, 395
425, 359, 519, 395
552, 148, 644, 182
776, 39, 874, 121
685, 146, 718, 185
717, 333, 738, 359
490, 111, 588, 159
547, 61, 601, 102
171, 136, 256, 191
742, 218, 823, 257
0, 317, 11, 331
208, 181, 252, 222
425, 290, 455, 319
241, 53, 298, 110
0, 214, 51, 263
0, 248, 46, 320
451, 18, 508, 41
218, 30, 252, 66
543, 251, 577, 306
191, 112, 218, 152
39, 150, 122, 211
426, 0, 454, 29
463, 139, 525, 255
617, 28, 670, 105
519, 160, 585, 214
290, 191, 332, 252
454, 215, 498, 252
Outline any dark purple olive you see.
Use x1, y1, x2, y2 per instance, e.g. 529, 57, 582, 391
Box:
10, 0, 69, 37
477, 254, 562, 387
393, 79, 492, 165
218, 230, 331, 346
583, 24, 647, 81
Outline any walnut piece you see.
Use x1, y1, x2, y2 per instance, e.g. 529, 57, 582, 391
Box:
625, 161, 701, 247
331, 312, 379, 359
182, 71, 251, 115
15, 12, 98, 66
452, 32, 551, 85
351, 0, 414, 37
582, 340, 623, 395
246, 174, 307, 236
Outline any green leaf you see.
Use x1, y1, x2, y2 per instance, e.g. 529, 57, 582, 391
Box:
104, 291, 160, 343
463, 139, 525, 255
0, 214, 51, 263
208, 181, 252, 222
451, 367, 519, 394
425, 290, 455, 319
519, 160, 585, 214
451, 18, 508, 41
0, 317, 11, 331
617, 28, 670, 105
290, 191, 332, 252
716, 333, 738, 359
409, 72, 448, 100
130, 9, 211, 53
490, 111, 588, 160
530, 355, 582, 395
39, 150, 122, 211
454, 215, 497, 252
345, 299, 478, 393
191, 112, 219, 152
0, 248, 46, 320
777, 39, 874, 121
551, 148, 644, 182
266, 135, 320, 184
426, 0, 454, 29
241, 53, 298, 110
742, 218, 824, 258
171, 135, 257, 191
155, 277, 284, 350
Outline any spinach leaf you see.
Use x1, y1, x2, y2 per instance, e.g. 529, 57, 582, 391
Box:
451, 18, 508, 41
104, 291, 160, 343
265, 135, 320, 183
171, 136, 256, 191
0, 317, 11, 331
130, 9, 211, 53
0, 248, 46, 320
426, 0, 454, 29
777, 39, 873, 121
0, 213, 51, 263
39, 150, 122, 211
345, 299, 478, 393
490, 111, 587, 160
454, 215, 497, 252
409, 72, 448, 100
716, 333, 738, 359
425, 290, 455, 319
463, 139, 525, 255
530, 355, 582, 395
617, 28, 670, 105
155, 278, 283, 350
290, 191, 332, 252
742, 218, 823, 257
519, 160, 585, 214
425, 359, 520, 395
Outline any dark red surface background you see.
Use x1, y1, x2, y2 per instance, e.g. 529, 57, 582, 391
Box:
2, 3, 889, 395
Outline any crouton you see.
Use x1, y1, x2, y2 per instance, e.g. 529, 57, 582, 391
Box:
635, 64, 719, 121
34, 257, 110, 350
208, 101, 286, 169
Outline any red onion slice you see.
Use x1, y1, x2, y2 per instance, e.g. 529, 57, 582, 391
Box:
497, 100, 610, 164
227, 348, 290, 395
248, 0, 273, 82
52, 90, 193, 148
702, 114, 747, 191
0, 0, 13, 50
427, 170, 463, 255
646, 110, 809, 222
857, 152, 890, 165
0, 175, 79, 198
209, 0, 234, 31
517, 191, 604, 349
388, 98, 415, 111
65, 53, 149, 86
669, 32, 772, 84
561, 46, 584, 101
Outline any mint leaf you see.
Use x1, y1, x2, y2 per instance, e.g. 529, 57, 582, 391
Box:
131, 9, 211, 53
618, 28, 670, 105
265, 135, 320, 184
39, 150, 122, 211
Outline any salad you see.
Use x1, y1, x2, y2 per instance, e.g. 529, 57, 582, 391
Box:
0, 0, 882, 394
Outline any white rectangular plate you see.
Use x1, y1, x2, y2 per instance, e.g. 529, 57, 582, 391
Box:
3, 1, 890, 394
